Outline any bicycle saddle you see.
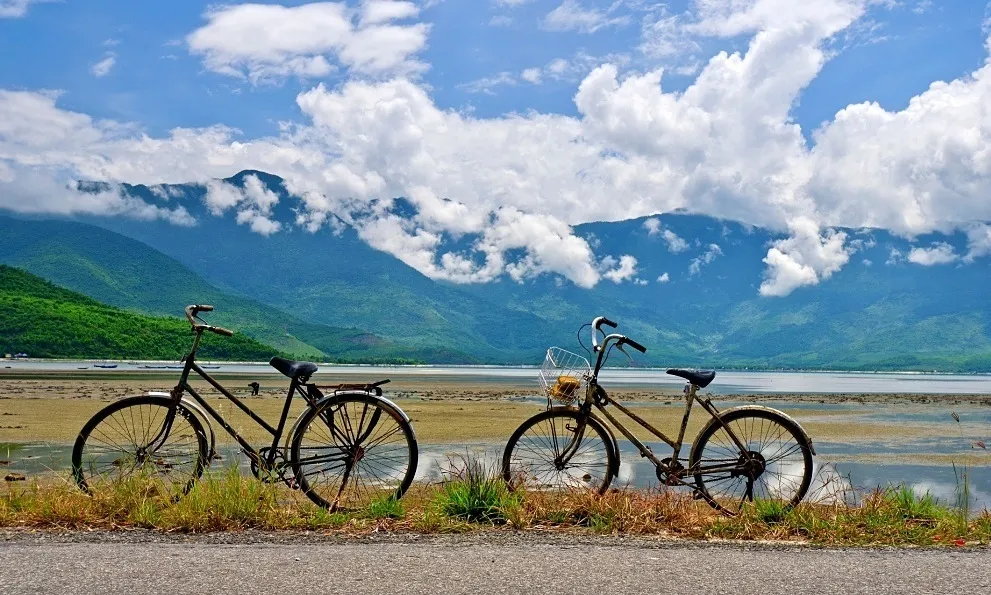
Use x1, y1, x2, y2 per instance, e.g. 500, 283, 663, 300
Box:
666, 368, 716, 388
269, 357, 318, 380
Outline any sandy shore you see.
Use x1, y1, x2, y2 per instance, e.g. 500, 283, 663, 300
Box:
1, 375, 989, 453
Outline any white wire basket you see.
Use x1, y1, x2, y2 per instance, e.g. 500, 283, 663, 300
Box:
538, 347, 592, 405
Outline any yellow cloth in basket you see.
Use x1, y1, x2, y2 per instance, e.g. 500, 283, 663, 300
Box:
550, 375, 581, 400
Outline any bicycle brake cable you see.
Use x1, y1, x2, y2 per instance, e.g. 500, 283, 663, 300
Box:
577, 323, 592, 359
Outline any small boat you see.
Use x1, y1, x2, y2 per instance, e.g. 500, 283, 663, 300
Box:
77, 367, 89, 370
94, 364, 118, 369
201, 365, 221, 370
139, 365, 169, 369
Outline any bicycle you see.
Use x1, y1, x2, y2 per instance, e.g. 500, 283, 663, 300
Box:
502, 316, 815, 515
71, 305, 419, 511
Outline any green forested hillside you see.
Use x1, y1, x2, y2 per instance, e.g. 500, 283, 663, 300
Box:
0, 216, 470, 364
0, 265, 276, 360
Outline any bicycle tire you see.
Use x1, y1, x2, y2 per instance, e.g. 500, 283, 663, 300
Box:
502, 408, 617, 494
72, 395, 209, 501
690, 407, 813, 515
290, 393, 418, 511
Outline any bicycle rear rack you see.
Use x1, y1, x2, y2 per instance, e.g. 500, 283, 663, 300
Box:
313, 378, 390, 396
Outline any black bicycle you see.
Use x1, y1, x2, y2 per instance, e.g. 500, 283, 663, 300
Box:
72, 305, 419, 511
502, 316, 815, 515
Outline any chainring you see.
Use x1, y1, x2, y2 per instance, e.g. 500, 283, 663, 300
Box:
250, 447, 290, 484
656, 457, 687, 486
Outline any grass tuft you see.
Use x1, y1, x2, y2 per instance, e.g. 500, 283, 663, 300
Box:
435, 455, 518, 524
363, 495, 405, 520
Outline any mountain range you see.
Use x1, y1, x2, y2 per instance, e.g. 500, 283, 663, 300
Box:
2, 170, 990, 371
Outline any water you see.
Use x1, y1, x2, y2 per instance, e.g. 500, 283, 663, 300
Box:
4, 360, 991, 394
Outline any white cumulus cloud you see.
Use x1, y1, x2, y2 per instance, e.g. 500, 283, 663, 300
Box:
964, 223, 991, 263
759, 218, 851, 297
186, 2, 429, 84
204, 174, 282, 235
4, 0, 991, 292
907, 242, 959, 266
601, 254, 638, 283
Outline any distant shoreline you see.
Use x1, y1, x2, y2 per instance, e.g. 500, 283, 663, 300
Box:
3, 357, 989, 376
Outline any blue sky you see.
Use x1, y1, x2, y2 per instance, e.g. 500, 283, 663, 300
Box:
2, 0, 991, 294
1, 1, 987, 139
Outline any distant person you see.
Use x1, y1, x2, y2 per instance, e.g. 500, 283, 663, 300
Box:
248, 381, 260, 396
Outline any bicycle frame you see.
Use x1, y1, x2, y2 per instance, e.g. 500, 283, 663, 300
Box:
578, 326, 752, 482
581, 382, 747, 477
147, 327, 317, 473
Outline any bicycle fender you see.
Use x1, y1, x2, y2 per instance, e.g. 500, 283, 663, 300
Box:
283, 391, 417, 450
690, 405, 817, 457
146, 391, 218, 460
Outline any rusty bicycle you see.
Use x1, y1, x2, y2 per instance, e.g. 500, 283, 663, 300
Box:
71, 304, 418, 511
502, 316, 815, 515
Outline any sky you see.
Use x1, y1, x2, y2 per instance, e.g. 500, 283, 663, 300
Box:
1, 0, 991, 296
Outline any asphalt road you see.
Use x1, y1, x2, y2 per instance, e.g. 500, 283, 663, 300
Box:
1, 533, 989, 595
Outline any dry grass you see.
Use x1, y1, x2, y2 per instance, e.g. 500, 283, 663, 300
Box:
2, 472, 989, 547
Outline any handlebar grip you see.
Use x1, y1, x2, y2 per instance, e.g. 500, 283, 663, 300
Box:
198, 305, 215, 312
623, 338, 647, 353
600, 318, 617, 328
210, 326, 234, 337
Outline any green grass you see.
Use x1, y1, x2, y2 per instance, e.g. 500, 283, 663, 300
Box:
362, 495, 405, 520
436, 456, 519, 524
889, 486, 943, 520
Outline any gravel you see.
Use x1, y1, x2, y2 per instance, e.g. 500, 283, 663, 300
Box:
1, 530, 989, 594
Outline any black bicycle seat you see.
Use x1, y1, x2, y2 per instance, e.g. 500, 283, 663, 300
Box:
269, 357, 318, 380
666, 368, 716, 388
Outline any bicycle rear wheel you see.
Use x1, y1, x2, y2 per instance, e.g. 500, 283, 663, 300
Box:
690, 408, 813, 515
72, 395, 209, 502
502, 409, 616, 494
290, 394, 418, 512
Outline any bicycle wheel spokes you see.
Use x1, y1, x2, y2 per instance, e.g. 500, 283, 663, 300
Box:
503, 410, 614, 494
691, 409, 813, 515
292, 396, 417, 511
72, 397, 208, 501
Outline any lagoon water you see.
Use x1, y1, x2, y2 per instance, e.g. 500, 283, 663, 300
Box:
4, 360, 991, 395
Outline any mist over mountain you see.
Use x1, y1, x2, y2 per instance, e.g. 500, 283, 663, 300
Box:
4, 170, 987, 371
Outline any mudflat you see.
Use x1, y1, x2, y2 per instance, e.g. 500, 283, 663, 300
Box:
0, 373, 989, 455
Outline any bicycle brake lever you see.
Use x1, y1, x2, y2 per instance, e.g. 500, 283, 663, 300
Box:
616, 343, 634, 364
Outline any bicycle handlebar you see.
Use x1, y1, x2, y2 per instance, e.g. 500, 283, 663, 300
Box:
589, 316, 647, 355
623, 337, 647, 353
184, 304, 234, 337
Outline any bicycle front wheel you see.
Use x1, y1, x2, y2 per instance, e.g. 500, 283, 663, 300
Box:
690, 408, 813, 515
290, 394, 418, 511
502, 409, 616, 494
72, 395, 209, 501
